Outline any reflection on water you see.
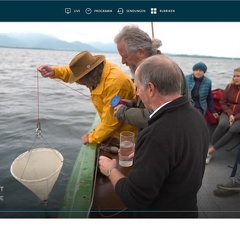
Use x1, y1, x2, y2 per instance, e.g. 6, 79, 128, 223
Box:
0, 47, 239, 217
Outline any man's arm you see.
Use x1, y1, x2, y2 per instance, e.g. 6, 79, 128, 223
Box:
114, 105, 153, 129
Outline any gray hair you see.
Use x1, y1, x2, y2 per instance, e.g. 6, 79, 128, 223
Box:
114, 25, 162, 55
137, 55, 182, 96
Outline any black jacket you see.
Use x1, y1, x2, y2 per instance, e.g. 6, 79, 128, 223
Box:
115, 96, 209, 218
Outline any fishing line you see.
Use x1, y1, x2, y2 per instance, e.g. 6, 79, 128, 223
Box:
46, 75, 108, 118
34, 71, 51, 148
29, 71, 62, 162
38, 70, 118, 109
53, 79, 92, 99
20, 71, 55, 179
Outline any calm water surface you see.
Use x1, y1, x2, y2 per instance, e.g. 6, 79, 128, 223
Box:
0, 48, 239, 217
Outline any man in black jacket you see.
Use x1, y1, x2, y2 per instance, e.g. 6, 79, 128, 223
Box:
99, 55, 209, 218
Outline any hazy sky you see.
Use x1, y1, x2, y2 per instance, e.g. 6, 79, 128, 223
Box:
0, 22, 240, 58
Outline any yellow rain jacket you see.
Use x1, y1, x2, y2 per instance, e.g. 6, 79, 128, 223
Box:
53, 60, 137, 144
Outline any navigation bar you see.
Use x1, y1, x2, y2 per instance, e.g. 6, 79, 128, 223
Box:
0, 1, 240, 21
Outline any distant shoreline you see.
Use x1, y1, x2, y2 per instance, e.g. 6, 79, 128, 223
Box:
0, 46, 239, 60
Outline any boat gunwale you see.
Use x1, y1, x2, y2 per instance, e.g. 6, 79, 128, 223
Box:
59, 114, 100, 218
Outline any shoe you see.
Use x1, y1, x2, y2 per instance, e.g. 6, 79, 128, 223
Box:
205, 154, 212, 165
213, 188, 240, 197
216, 183, 224, 188
217, 178, 240, 191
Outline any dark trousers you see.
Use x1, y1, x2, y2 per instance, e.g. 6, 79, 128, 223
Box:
230, 145, 240, 177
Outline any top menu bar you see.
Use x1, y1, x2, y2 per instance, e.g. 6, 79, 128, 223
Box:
1, 0, 239, 1
1, 1, 240, 21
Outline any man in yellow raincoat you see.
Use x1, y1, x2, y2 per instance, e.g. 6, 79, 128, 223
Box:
37, 51, 137, 145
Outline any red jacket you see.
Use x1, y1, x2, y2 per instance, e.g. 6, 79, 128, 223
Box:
220, 84, 240, 120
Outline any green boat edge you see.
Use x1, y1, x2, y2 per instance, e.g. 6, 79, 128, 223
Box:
59, 113, 100, 218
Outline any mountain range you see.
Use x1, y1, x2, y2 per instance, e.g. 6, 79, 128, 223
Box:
0, 32, 238, 60
0, 32, 117, 53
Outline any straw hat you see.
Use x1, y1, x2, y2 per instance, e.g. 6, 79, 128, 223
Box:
68, 51, 105, 83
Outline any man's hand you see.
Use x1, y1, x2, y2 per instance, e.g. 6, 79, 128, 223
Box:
37, 65, 55, 78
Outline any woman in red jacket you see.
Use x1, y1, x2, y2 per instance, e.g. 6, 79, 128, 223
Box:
206, 67, 240, 164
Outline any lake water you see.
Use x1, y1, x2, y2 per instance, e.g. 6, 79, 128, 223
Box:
0, 47, 239, 218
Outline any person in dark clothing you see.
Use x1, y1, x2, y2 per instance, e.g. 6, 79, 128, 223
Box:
99, 55, 209, 218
